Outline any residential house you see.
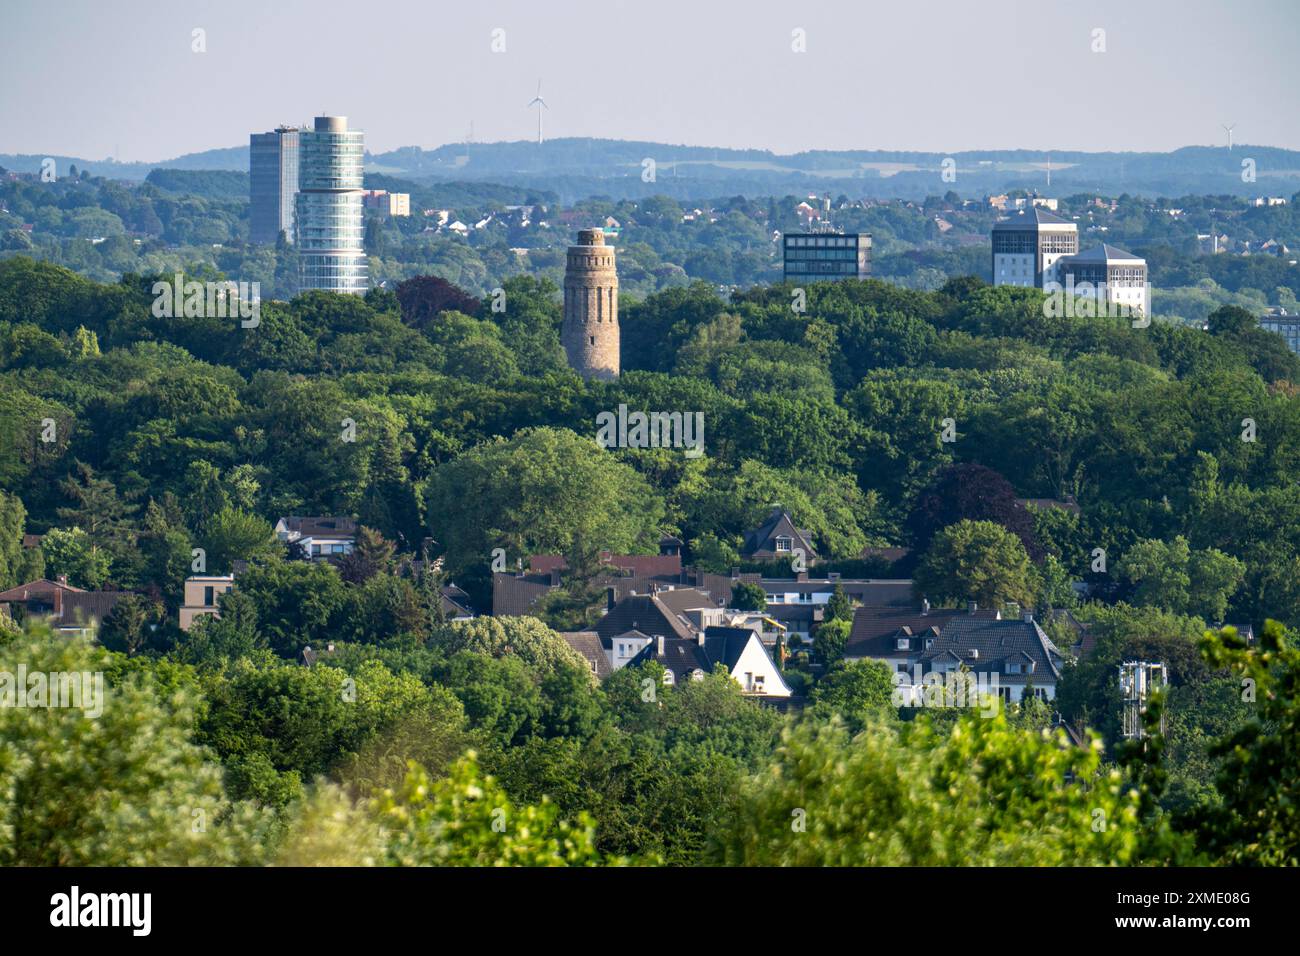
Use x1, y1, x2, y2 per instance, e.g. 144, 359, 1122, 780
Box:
741, 507, 817, 564
275, 516, 358, 561
722, 611, 787, 648
491, 539, 685, 616
848, 602, 1066, 702
0, 576, 131, 636
914, 612, 1066, 702
558, 630, 612, 680
179, 573, 236, 631
697, 570, 913, 645
595, 588, 722, 646
626, 626, 792, 698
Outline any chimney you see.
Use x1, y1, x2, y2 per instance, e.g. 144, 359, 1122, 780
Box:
549, 569, 562, 586
56, 574, 68, 587
921, 598, 930, 615
1022, 609, 1034, 623
828, 572, 841, 582
968, 601, 978, 614
656, 635, 665, 655
730, 567, 740, 579
796, 571, 809, 583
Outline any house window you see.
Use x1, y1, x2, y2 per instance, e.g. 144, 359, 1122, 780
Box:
204, 586, 215, 606
775, 536, 792, 552
896, 638, 909, 651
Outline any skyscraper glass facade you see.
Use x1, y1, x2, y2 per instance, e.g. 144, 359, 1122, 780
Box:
295, 116, 367, 295
249, 127, 299, 244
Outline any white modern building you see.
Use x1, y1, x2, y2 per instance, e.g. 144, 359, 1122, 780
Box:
296, 116, 368, 295
1053, 243, 1150, 317
991, 207, 1078, 289
274, 515, 358, 559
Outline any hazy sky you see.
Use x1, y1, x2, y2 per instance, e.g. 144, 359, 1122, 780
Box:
1, 0, 1296, 161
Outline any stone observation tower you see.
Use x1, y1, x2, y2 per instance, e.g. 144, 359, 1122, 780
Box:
562, 229, 619, 380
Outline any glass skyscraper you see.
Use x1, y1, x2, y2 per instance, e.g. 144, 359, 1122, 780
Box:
249, 126, 299, 245
295, 116, 367, 295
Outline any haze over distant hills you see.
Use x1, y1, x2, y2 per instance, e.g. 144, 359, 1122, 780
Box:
4, 139, 1299, 203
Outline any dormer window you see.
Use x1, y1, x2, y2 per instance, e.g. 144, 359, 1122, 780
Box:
896, 638, 910, 651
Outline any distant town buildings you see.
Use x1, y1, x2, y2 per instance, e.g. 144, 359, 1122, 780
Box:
362, 189, 410, 217
990, 207, 1078, 290
1259, 308, 1300, 353
295, 116, 367, 295
782, 231, 872, 283
249, 125, 299, 244
562, 228, 619, 380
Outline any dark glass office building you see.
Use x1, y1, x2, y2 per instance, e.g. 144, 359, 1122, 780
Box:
249, 126, 299, 245
783, 232, 872, 282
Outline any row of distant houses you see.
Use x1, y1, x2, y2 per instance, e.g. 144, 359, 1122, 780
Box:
1, 507, 1086, 708
491, 508, 1083, 705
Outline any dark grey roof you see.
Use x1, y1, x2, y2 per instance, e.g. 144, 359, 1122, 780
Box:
626, 637, 711, 683
654, 587, 720, 616
991, 207, 1072, 228
559, 631, 612, 680
440, 584, 475, 618
1062, 242, 1145, 263
742, 508, 817, 560
491, 569, 686, 617
845, 605, 991, 658
491, 572, 555, 616
703, 626, 755, 670
918, 616, 1064, 680
277, 515, 358, 537
595, 593, 697, 641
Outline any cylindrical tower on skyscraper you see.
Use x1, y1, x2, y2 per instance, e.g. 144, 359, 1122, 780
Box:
295, 115, 367, 295
562, 229, 619, 380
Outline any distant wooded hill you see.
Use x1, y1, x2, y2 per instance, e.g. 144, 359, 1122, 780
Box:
4, 139, 1299, 202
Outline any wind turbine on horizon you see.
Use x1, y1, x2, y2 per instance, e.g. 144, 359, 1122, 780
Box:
1222, 123, 1237, 150
528, 80, 549, 145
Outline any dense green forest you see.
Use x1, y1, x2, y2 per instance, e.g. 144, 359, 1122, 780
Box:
2, 255, 1300, 865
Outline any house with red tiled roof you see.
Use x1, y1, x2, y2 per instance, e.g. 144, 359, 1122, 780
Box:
0, 576, 132, 636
